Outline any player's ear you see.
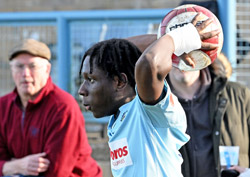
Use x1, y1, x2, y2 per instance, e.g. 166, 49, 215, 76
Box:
114, 73, 128, 90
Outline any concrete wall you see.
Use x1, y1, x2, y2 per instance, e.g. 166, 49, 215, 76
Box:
0, 0, 183, 12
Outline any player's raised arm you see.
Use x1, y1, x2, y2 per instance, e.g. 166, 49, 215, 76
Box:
135, 13, 219, 104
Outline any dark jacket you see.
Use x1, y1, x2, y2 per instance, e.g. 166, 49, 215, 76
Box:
168, 59, 250, 177
208, 71, 250, 176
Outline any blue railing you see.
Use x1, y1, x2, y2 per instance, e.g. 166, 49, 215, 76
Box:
0, 6, 235, 123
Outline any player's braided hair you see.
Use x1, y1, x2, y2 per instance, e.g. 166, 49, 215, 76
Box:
79, 38, 142, 88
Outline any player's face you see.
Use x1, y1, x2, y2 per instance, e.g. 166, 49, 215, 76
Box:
169, 66, 200, 85
78, 56, 117, 118
10, 53, 51, 99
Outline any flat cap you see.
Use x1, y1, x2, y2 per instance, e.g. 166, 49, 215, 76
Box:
9, 39, 51, 60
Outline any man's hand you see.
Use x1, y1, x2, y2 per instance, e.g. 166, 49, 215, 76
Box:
230, 165, 250, 177
3, 152, 50, 176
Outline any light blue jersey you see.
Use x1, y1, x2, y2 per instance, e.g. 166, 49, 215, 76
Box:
107, 83, 190, 177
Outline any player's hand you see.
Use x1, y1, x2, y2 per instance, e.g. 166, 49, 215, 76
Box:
192, 12, 220, 50
3, 152, 50, 176
179, 53, 196, 68
180, 13, 221, 68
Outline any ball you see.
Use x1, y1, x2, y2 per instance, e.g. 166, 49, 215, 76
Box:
157, 4, 224, 71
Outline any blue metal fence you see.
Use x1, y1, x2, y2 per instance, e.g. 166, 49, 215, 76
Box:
0, 6, 240, 122
217, 0, 237, 79
0, 9, 171, 122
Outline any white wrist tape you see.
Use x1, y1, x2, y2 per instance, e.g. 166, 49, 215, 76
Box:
167, 23, 201, 56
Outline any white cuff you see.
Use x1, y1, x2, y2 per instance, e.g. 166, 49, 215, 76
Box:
167, 23, 201, 56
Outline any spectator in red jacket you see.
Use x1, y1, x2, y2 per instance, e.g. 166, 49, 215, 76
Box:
0, 39, 102, 177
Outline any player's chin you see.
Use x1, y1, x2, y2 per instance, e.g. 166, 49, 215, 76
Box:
93, 109, 113, 119
92, 110, 106, 119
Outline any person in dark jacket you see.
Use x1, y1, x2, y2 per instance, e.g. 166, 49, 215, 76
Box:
127, 35, 250, 177
166, 52, 250, 177
0, 39, 102, 177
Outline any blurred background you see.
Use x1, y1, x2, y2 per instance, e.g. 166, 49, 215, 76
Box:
0, 0, 249, 176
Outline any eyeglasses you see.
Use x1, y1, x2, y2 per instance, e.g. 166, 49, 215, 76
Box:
10, 62, 44, 73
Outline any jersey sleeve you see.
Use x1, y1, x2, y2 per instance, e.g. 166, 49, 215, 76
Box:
136, 81, 187, 130
135, 81, 189, 150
